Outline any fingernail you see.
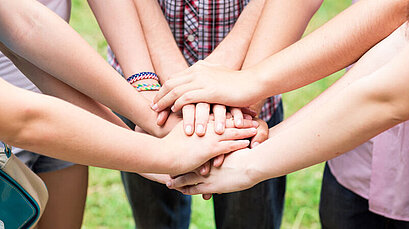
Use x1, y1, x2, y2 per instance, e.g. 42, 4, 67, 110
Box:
251, 128, 257, 134
151, 103, 158, 111
200, 167, 206, 174
216, 123, 224, 133
252, 121, 259, 127
236, 119, 242, 127
252, 142, 260, 148
185, 125, 193, 135
197, 124, 204, 134
166, 181, 172, 187
171, 105, 176, 112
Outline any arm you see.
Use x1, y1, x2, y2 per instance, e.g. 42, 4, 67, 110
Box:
132, 0, 187, 81
241, 0, 322, 114
0, 0, 159, 133
153, 0, 409, 111
88, 0, 182, 137
0, 42, 128, 129
203, 0, 266, 70
0, 78, 255, 175
169, 43, 409, 194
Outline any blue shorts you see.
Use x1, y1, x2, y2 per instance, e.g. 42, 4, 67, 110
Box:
15, 150, 74, 174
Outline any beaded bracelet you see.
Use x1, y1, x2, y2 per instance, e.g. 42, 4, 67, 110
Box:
133, 83, 161, 92
127, 72, 159, 84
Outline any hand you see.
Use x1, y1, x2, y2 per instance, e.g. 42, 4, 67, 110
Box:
181, 103, 211, 136
166, 148, 260, 195
136, 90, 183, 138
151, 60, 260, 112
139, 173, 172, 185
161, 122, 257, 175
250, 118, 269, 148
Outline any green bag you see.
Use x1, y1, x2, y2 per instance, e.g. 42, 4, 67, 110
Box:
0, 143, 48, 229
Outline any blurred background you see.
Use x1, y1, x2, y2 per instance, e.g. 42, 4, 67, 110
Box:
70, 1, 352, 228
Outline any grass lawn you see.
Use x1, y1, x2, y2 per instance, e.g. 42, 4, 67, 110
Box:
69, 1, 352, 228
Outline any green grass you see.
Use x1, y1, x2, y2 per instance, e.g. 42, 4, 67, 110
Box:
69, 1, 351, 228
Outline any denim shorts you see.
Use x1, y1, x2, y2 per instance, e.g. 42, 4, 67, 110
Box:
14, 150, 74, 174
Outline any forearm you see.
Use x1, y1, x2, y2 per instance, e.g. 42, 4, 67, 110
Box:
88, 0, 155, 77
276, 23, 409, 133
133, 0, 188, 81
251, 46, 409, 182
251, 0, 408, 99
204, 0, 265, 69
0, 44, 128, 129
0, 0, 152, 128
0, 80, 170, 174
243, 0, 322, 68
242, 0, 322, 113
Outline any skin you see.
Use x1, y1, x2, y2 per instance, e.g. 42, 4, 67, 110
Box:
152, 0, 409, 111
89, 0, 266, 174
0, 77, 257, 175
0, 0, 259, 180
0, 0, 166, 136
167, 26, 409, 195
132, 0, 266, 136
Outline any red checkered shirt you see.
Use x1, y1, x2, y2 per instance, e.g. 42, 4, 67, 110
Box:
107, 0, 281, 122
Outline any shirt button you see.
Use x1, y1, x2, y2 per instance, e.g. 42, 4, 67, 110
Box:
187, 34, 195, 42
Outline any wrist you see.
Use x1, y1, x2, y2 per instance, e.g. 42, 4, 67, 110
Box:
245, 152, 268, 186
237, 69, 266, 106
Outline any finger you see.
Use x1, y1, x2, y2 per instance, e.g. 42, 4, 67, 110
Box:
182, 105, 195, 135
167, 172, 201, 188
241, 107, 257, 118
172, 89, 212, 112
251, 129, 269, 149
180, 184, 207, 195
213, 105, 226, 134
195, 103, 210, 136
243, 114, 252, 120
153, 76, 191, 104
230, 108, 244, 128
225, 119, 255, 129
213, 154, 225, 167
156, 109, 170, 126
199, 161, 211, 176
202, 194, 212, 200
216, 140, 251, 155
153, 82, 198, 112
220, 128, 256, 141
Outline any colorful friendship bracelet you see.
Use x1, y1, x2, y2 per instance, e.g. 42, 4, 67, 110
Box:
127, 72, 159, 84
133, 83, 161, 92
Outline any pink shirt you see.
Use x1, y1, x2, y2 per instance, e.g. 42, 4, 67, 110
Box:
329, 123, 409, 220
329, 0, 409, 220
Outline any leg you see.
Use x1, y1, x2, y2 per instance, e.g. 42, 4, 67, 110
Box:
214, 102, 286, 229
319, 163, 385, 229
37, 164, 88, 229
121, 172, 191, 229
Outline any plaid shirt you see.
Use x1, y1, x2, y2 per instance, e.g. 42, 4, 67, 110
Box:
107, 0, 281, 121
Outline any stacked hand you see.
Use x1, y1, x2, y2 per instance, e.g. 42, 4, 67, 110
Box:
136, 61, 269, 197
151, 60, 262, 112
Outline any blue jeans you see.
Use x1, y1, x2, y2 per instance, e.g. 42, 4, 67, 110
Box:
119, 102, 285, 229
319, 163, 409, 229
